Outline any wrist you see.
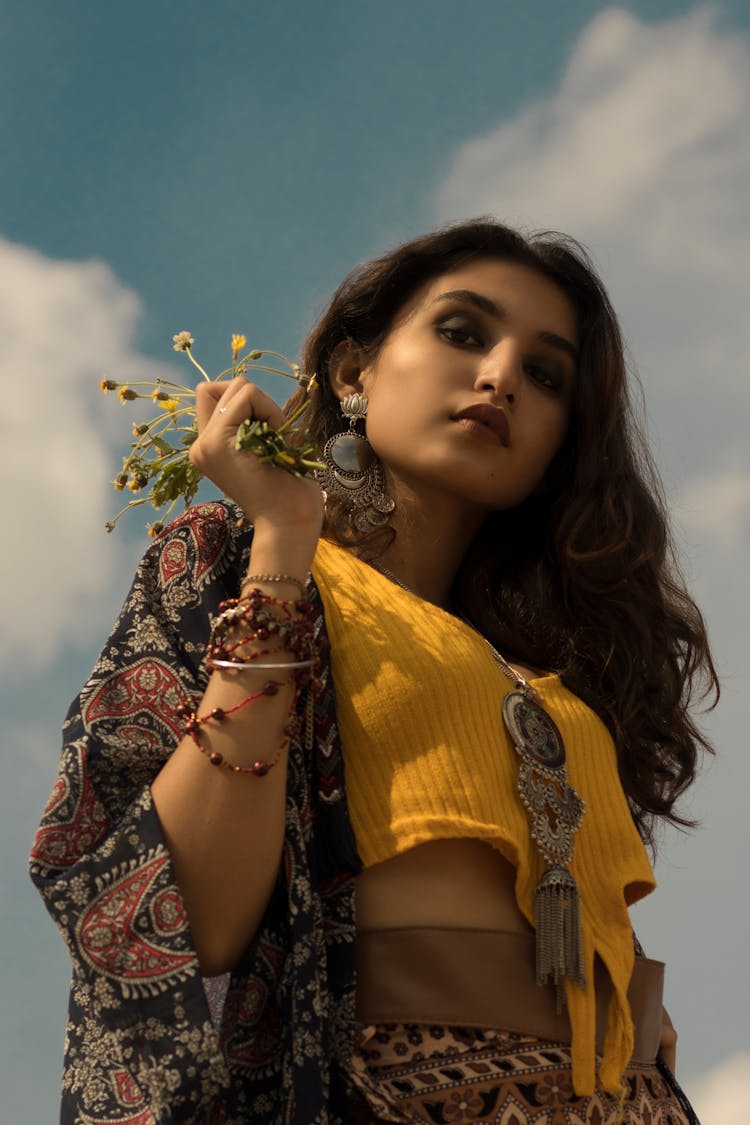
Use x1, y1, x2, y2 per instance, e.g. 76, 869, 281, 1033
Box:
248, 522, 320, 585
240, 571, 307, 599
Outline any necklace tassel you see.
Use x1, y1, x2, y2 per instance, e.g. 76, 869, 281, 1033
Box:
535, 864, 585, 1013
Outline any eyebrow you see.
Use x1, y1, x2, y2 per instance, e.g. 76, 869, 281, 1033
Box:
431, 289, 579, 364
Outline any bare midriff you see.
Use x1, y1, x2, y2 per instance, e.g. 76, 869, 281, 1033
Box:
355, 838, 534, 934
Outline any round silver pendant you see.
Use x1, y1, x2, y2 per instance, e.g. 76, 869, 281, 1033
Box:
324, 432, 374, 474
502, 690, 566, 770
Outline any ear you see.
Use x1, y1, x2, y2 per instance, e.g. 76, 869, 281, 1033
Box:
328, 339, 371, 402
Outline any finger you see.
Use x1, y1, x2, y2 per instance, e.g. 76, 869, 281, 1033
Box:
207, 380, 287, 432
194, 379, 239, 430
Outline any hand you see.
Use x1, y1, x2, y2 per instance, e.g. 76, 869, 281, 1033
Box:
189, 377, 324, 538
659, 1007, 677, 1072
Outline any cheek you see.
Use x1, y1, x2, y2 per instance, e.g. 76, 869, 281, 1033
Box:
362, 396, 399, 453
365, 401, 418, 456
545, 403, 571, 456
522, 409, 570, 483
364, 375, 429, 441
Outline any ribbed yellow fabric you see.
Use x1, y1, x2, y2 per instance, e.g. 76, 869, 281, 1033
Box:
311, 536, 657, 1096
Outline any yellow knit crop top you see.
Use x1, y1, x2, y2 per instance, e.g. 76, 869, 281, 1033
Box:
311, 536, 657, 1095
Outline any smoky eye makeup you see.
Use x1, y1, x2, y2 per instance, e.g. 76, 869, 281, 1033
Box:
435, 317, 569, 385
434, 314, 484, 346
525, 360, 566, 391
431, 298, 576, 391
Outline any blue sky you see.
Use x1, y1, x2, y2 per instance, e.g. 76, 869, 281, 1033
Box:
2, 2, 749, 1119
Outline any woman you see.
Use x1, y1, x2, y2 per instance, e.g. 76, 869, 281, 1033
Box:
30, 220, 714, 1123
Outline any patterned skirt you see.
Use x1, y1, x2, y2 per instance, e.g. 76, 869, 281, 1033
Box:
348, 1023, 700, 1124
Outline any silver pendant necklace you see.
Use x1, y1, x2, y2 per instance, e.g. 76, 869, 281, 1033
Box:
366, 558, 586, 1008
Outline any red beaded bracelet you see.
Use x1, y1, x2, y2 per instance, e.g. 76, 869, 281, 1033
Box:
176, 679, 292, 776
207, 589, 315, 669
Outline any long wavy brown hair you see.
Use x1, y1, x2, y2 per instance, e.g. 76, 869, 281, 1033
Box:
283, 218, 718, 848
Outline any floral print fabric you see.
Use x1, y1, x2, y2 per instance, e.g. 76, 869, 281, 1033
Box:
29, 501, 362, 1124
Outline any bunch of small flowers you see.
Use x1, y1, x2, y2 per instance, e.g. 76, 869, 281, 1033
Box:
101, 332, 322, 535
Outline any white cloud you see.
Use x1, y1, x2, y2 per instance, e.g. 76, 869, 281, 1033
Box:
690, 1052, 750, 1124
436, 5, 750, 496
678, 467, 750, 550
438, 6, 750, 271
0, 237, 176, 677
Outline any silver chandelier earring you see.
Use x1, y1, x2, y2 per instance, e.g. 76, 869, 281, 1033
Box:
317, 393, 395, 532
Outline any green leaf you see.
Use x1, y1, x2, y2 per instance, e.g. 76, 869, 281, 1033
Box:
151, 435, 174, 455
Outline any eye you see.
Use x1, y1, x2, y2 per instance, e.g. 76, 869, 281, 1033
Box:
436, 316, 484, 348
524, 361, 564, 392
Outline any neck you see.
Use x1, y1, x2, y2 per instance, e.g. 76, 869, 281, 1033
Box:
365, 479, 488, 609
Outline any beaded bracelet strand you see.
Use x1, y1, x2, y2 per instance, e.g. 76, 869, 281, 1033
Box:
207, 589, 315, 670
208, 628, 313, 670
208, 638, 280, 660
179, 583, 321, 776
208, 590, 305, 640
209, 596, 296, 640
177, 679, 293, 776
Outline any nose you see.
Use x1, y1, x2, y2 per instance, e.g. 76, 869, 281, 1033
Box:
474, 340, 522, 406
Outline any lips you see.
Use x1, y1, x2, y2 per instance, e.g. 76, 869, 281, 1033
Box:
453, 403, 510, 447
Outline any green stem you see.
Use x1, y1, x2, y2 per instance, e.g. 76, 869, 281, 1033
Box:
220, 362, 302, 383
153, 376, 198, 393
245, 349, 298, 369
151, 447, 190, 469
113, 380, 197, 394
121, 405, 195, 472
151, 404, 195, 429
277, 395, 311, 434
185, 349, 211, 381
156, 496, 180, 522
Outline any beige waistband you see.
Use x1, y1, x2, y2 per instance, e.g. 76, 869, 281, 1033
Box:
355, 927, 664, 1065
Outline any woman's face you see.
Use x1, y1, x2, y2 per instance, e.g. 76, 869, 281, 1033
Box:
352, 258, 578, 515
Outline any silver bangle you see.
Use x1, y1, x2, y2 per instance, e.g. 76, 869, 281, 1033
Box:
209, 658, 315, 671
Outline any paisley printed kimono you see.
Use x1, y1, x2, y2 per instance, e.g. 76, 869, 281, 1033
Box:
30, 501, 363, 1124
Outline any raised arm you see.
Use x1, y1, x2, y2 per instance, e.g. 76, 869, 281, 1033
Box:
150, 377, 324, 973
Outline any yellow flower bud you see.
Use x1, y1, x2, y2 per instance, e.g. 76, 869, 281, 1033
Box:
231, 334, 247, 360
157, 398, 179, 412
100, 378, 118, 393
117, 386, 137, 403
148, 522, 165, 538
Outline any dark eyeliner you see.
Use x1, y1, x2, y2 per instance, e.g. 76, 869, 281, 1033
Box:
435, 314, 484, 347
526, 362, 563, 391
